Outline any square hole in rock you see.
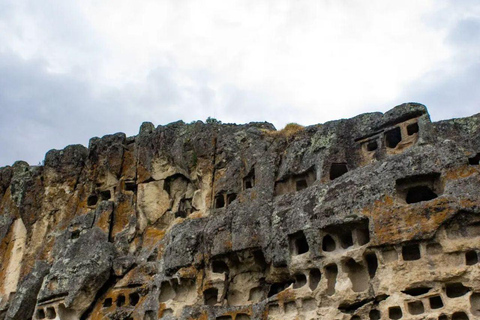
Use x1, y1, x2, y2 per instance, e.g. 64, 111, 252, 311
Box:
407, 122, 419, 135
330, 163, 348, 180
204, 288, 218, 305
46, 307, 56, 319
289, 231, 309, 255
215, 194, 225, 208
402, 244, 421, 261
407, 301, 424, 315
103, 298, 112, 308
385, 127, 402, 148
100, 190, 111, 200
37, 309, 46, 319
396, 173, 442, 204
87, 194, 98, 206
296, 179, 308, 191
445, 283, 470, 298
429, 295, 443, 309
466, 250, 478, 265
388, 306, 403, 320
116, 294, 125, 307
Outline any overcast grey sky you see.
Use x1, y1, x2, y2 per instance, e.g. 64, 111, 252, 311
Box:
0, 0, 479, 166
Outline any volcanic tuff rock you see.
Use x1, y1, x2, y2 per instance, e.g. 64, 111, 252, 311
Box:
1, 103, 480, 320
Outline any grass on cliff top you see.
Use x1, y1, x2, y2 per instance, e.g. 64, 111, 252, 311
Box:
264, 123, 305, 138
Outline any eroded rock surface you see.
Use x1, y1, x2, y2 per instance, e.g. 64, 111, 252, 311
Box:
1, 103, 480, 320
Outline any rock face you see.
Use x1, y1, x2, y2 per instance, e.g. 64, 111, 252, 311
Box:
1, 103, 480, 320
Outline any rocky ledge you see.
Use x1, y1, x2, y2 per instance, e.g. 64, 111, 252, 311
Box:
1, 103, 480, 320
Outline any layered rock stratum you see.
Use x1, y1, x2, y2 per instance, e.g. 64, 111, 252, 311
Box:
1, 103, 480, 320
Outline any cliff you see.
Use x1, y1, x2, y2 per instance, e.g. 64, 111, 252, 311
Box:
1, 103, 480, 320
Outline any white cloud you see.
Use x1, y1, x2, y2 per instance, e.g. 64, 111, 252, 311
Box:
0, 0, 479, 165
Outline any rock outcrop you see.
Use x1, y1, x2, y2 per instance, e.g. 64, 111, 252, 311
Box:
1, 102, 480, 320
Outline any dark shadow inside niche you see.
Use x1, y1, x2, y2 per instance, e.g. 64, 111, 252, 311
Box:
388, 306, 403, 320
274, 166, 316, 196
293, 273, 307, 289
100, 190, 111, 201
452, 312, 469, 320
356, 226, 370, 245
267, 280, 294, 298
466, 250, 478, 265
396, 172, 442, 204
402, 243, 421, 261
329, 163, 348, 180
226, 193, 236, 205
351, 316, 361, 320
367, 140, 378, 151
369, 309, 381, 320
469, 153, 480, 165
407, 301, 424, 315
296, 178, 308, 191
214, 194, 225, 208
325, 264, 338, 296
407, 122, 419, 135
322, 234, 336, 252
429, 295, 443, 309
309, 268, 321, 291
402, 286, 431, 296
71, 229, 81, 240
144, 310, 155, 320
46, 307, 56, 319
236, 314, 250, 320
211, 260, 229, 274
243, 168, 255, 190
339, 230, 353, 249
438, 315, 448, 320
385, 127, 402, 148
445, 283, 470, 298
125, 181, 137, 192
176, 198, 193, 218
406, 186, 438, 203
87, 194, 98, 206
203, 288, 218, 306
116, 294, 125, 307
216, 316, 232, 320
289, 231, 309, 255
103, 297, 112, 308
129, 292, 140, 306
365, 252, 378, 278
37, 309, 46, 319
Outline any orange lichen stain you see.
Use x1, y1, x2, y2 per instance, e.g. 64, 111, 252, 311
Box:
137, 165, 151, 184
158, 303, 167, 318
277, 288, 296, 305
95, 207, 112, 234
364, 196, 456, 245
112, 194, 134, 238
187, 310, 208, 320
143, 227, 166, 249
445, 165, 478, 180
178, 265, 198, 279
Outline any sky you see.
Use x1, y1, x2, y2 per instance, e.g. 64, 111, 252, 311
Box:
0, 0, 479, 166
